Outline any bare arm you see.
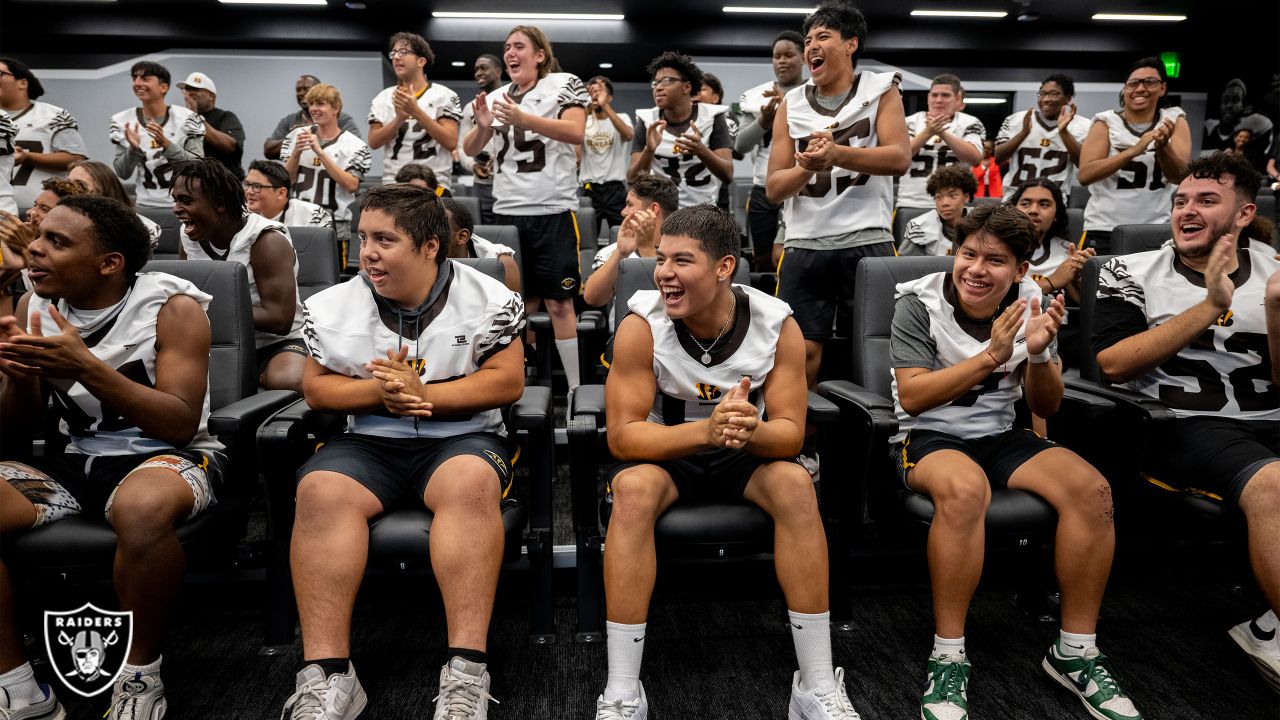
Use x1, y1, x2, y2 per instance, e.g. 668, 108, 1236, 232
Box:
764, 102, 810, 203
742, 318, 806, 457
1155, 116, 1191, 184
366, 119, 400, 150
202, 123, 239, 154
602, 105, 634, 142
703, 147, 734, 184
1078, 120, 1143, 185
416, 339, 525, 415
993, 112, 1031, 164
942, 128, 983, 165
301, 357, 384, 414
1267, 269, 1280, 386
498, 254, 521, 294
315, 147, 359, 193
264, 137, 284, 160
19, 150, 86, 173
582, 250, 622, 307
248, 230, 299, 336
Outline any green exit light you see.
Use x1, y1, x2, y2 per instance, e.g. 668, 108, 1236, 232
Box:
1160, 51, 1181, 79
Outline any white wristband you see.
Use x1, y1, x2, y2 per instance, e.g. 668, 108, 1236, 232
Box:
1029, 348, 1052, 364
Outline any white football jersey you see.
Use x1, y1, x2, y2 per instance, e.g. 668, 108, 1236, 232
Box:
109, 105, 206, 209
580, 111, 633, 184
1027, 236, 1076, 280
0, 110, 15, 214
899, 110, 986, 208
30, 272, 222, 456
272, 198, 333, 229
995, 110, 1090, 200
470, 234, 515, 260
891, 272, 1044, 441
179, 213, 304, 348
486, 73, 589, 215
368, 83, 462, 189
302, 260, 526, 438
1083, 107, 1186, 232
459, 98, 499, 183
636, 103, 731, 208
280, 129, 372, 223
738, 81, 778, 187
630, 284, 792, 426
781, 72, 901, 240
138, 213, 162, 250
9, 101, 88, 208
1097, 244, 1278, 421
899, 209, 955, 257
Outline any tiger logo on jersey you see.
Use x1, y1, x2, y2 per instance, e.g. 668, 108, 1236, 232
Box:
409, 358, 428, 376
1215, 310, 1234, 327
696, 383, 722, 401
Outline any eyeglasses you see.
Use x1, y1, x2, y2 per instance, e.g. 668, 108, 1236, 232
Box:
0, 71, 13, 80
1124, 77, 1164, 89
650, 76, 685, 90
242, 181, 279, 193
1036, 90, 1064, 99
388, 49, 416, 60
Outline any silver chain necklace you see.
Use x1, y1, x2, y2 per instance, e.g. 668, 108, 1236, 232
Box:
687, 290, 736, 365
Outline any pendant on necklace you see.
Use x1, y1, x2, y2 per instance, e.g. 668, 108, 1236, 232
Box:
701, 352, 712, 365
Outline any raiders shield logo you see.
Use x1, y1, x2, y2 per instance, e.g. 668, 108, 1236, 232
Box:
44, 603, 133, 697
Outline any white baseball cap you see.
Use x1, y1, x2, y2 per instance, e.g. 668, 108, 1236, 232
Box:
177, 72, 217, 95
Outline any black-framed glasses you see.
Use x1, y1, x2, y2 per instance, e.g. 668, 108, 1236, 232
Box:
0, 71, 14, 80
388, 49, 415, 60
242, 181, 279, 193
1036, 90, 1064, 99
650, 76, 685, 90
1124, 77, 1164, 89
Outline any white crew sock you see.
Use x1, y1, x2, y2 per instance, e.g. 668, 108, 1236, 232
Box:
789, 610, 836, 692
555, 338, 580, 392
603, 621, 645, 701
0, 662, 45, 710
1058, 630, 1097, 658
120, 655, 162, 677
932, 634, 966, 659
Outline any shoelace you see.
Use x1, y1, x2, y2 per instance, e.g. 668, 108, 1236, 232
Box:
279, 682, 327, 720
110, 672, 150, 719
433, 673, 498, 719
935, 660, 970, 703
813, 685, 861, 719
595, 696, 643, 720
1075, 653, 1122, 697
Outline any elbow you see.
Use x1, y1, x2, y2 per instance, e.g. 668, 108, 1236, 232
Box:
1095, 354, 1135, 385
564, 132, 585, 146
897, 393, 926, 418
1076, 167, 1100, 186
764, 179, 786, 204
1029, 395, 1061, 418
888, 151, 912, 176
582, 285, 608, 308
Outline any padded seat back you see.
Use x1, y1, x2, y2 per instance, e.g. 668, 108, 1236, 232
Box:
575, 206, 598, 248
1111, 224, 1170, 254
852, 256, 953, 396
1066, 208, 1085, 247
1255, 193, 1276, 222
892, 206, 930, 243
453, 256, 504, 283
288, 226, 340, 300
613, 255, 751, 331
453, 195, 481, 226
1069, 184, 1090, 209
1076, 256, 1114, 383
138, 206, 180, 257
474, 224, 522, 269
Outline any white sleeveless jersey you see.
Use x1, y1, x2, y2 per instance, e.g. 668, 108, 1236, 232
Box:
9, 101, 88, 208
108, 105, 206, 209
272, 198, 333, 229
580, 111, 633, 184
629, 284, 791, 426
471, 234, 514, 259
280, 129, 372, 222
891, 273, 1044, 441
179, 213, 304, 348
368, 83, 463, 189
138, 213, 162, 251
30, 272, 222, 456
1027, 236, 1076, 280
486, 73, 588, 215
996, 110, 1090, 200
0, 110, 15, 214
302, 260, 526, 438
636, 103, 730, 208
782, 72, 900, 239
739, 81, 778, 186
899, 110, 986, 209
1097, 244, 1279, 421
1083, 107, 1186, 232
899, 210, 955, 257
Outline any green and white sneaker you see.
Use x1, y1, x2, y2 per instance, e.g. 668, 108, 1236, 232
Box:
1042, 644, 1142, 720
920, 654, 970, 720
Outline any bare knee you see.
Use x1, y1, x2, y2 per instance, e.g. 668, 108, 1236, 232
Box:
609, 469, 671, 528
1062, 464, 1114, 526
108, 483, 187, 542
296, 473, 374, 526
428, 460, 502, 518
931, 473, 991, 527
1241, 463, 1280, 519
753, 463, 819, 523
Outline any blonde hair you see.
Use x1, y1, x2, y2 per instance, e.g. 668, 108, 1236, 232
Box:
507, 26, 558, 79
304, 83, 343, 112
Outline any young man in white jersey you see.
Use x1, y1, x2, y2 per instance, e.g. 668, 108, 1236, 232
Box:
0, 195, 223, 720
629, 52, 734, 209
736, 31, 805, 271
583, 174, 677, 311
440, 195, 520, 293
109, 61, 206, 209
898, 165, 974, 257
993, 74, 1091, 200
282, 185, 525, 720
580, 75, 634, 231
594, 204, 859, 720
463, 25, 587, 392
1078, 57, 1191, 254
766, 1, 910, 389
0, 57, 87, 209
898, 74, 985, 210
170, 159, 307, 393
0, 110, 15, 215
265, 75, 362, 162
892, 205, 1142, 720
244, 160, 334, 229
368, 33, 462, 191
1093, 152, 1280, 693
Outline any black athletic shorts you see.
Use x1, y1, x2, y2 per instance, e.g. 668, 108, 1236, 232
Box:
584, 181, 626, 230
495, 211, 582, 300
777, 242, 895, 340
256, 337, 309, 376
606, 448, 801, 502
1144, 416, 1279, 510
893, 427, 1058, 489
747, 184, 782, 263
297, 432, 513, 511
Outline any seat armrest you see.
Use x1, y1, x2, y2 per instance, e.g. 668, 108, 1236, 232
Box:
567, 414, 601, 532
816, 380, 899, 438
208, 390, 299, 438
527, 312, 552, 334
577, 310, 607, 336
527, 312, 554, 386
1065, 379, 1178, 425
511, 385, 553, 431
570, 384, 607, 421
806, 391, 840, 426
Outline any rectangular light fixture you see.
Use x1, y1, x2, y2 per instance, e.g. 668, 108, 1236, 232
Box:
432, 11, 624, 20
220, 0, 327, 4
1092, 13, 1186, 21
962, 97, 1008, 104
911, 9, 1008, 18
723, 5, 816, 13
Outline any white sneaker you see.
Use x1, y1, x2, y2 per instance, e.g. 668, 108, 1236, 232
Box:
109, 670, 166, 720
594, 682, 648, 720
1229, 611, 1280, 692
788, 668, 861, 720
281, 663, 367, 720
0, 683, 66, 720
433, 658, 496, 720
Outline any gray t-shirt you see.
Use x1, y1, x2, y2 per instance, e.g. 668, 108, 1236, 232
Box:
890, 293, 1058, 370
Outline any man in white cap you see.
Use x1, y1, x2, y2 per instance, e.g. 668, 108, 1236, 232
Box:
179, 71, 245, 180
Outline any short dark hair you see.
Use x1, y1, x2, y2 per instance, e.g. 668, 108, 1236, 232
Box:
394, 163, 439, 188
661, 204, 739, 264
40, 177, 87, 200
629, 175, 679, 216
389, 32, 434, 70
774, 30, 804, 50
1184, 151, 1263, 203
58, 195, 152, 276
955, 204, 1038, 263
0, 57, 44, 100
587, 75, 615, 96
168, 158, 246, 216
701, 73, 724, 102
1128, 56, 1167, 83
647, 51, 704, 98
1040, 73, 1075, 98
477, 54, 501, 69
1008, 178, 1069, 242
248, 159, 291, 191
932, 73, 963, 95
440, 197, 474, 235
359, 184, 450, 262
130, 61, 170, 86
802, 2, 868, 64
926, 165, 976, 198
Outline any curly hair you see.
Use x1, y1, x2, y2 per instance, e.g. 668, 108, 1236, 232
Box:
646, 51, 704, 98
926, 165, 977, 199
40, 177, 88, 200
1185, 151, 1263, 202
389, 32, 434, 70
168, 158, 247, 217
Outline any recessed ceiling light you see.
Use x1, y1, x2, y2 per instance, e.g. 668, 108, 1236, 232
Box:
962, 97, 1008, 104
451, 61, 466, 67
911, 9, 1008, 18
432, 11, 624, 20
220, 0, 327, 4
723, 5, 815, 14
598, 62, 614, 69
1092, 13, 1186, 21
